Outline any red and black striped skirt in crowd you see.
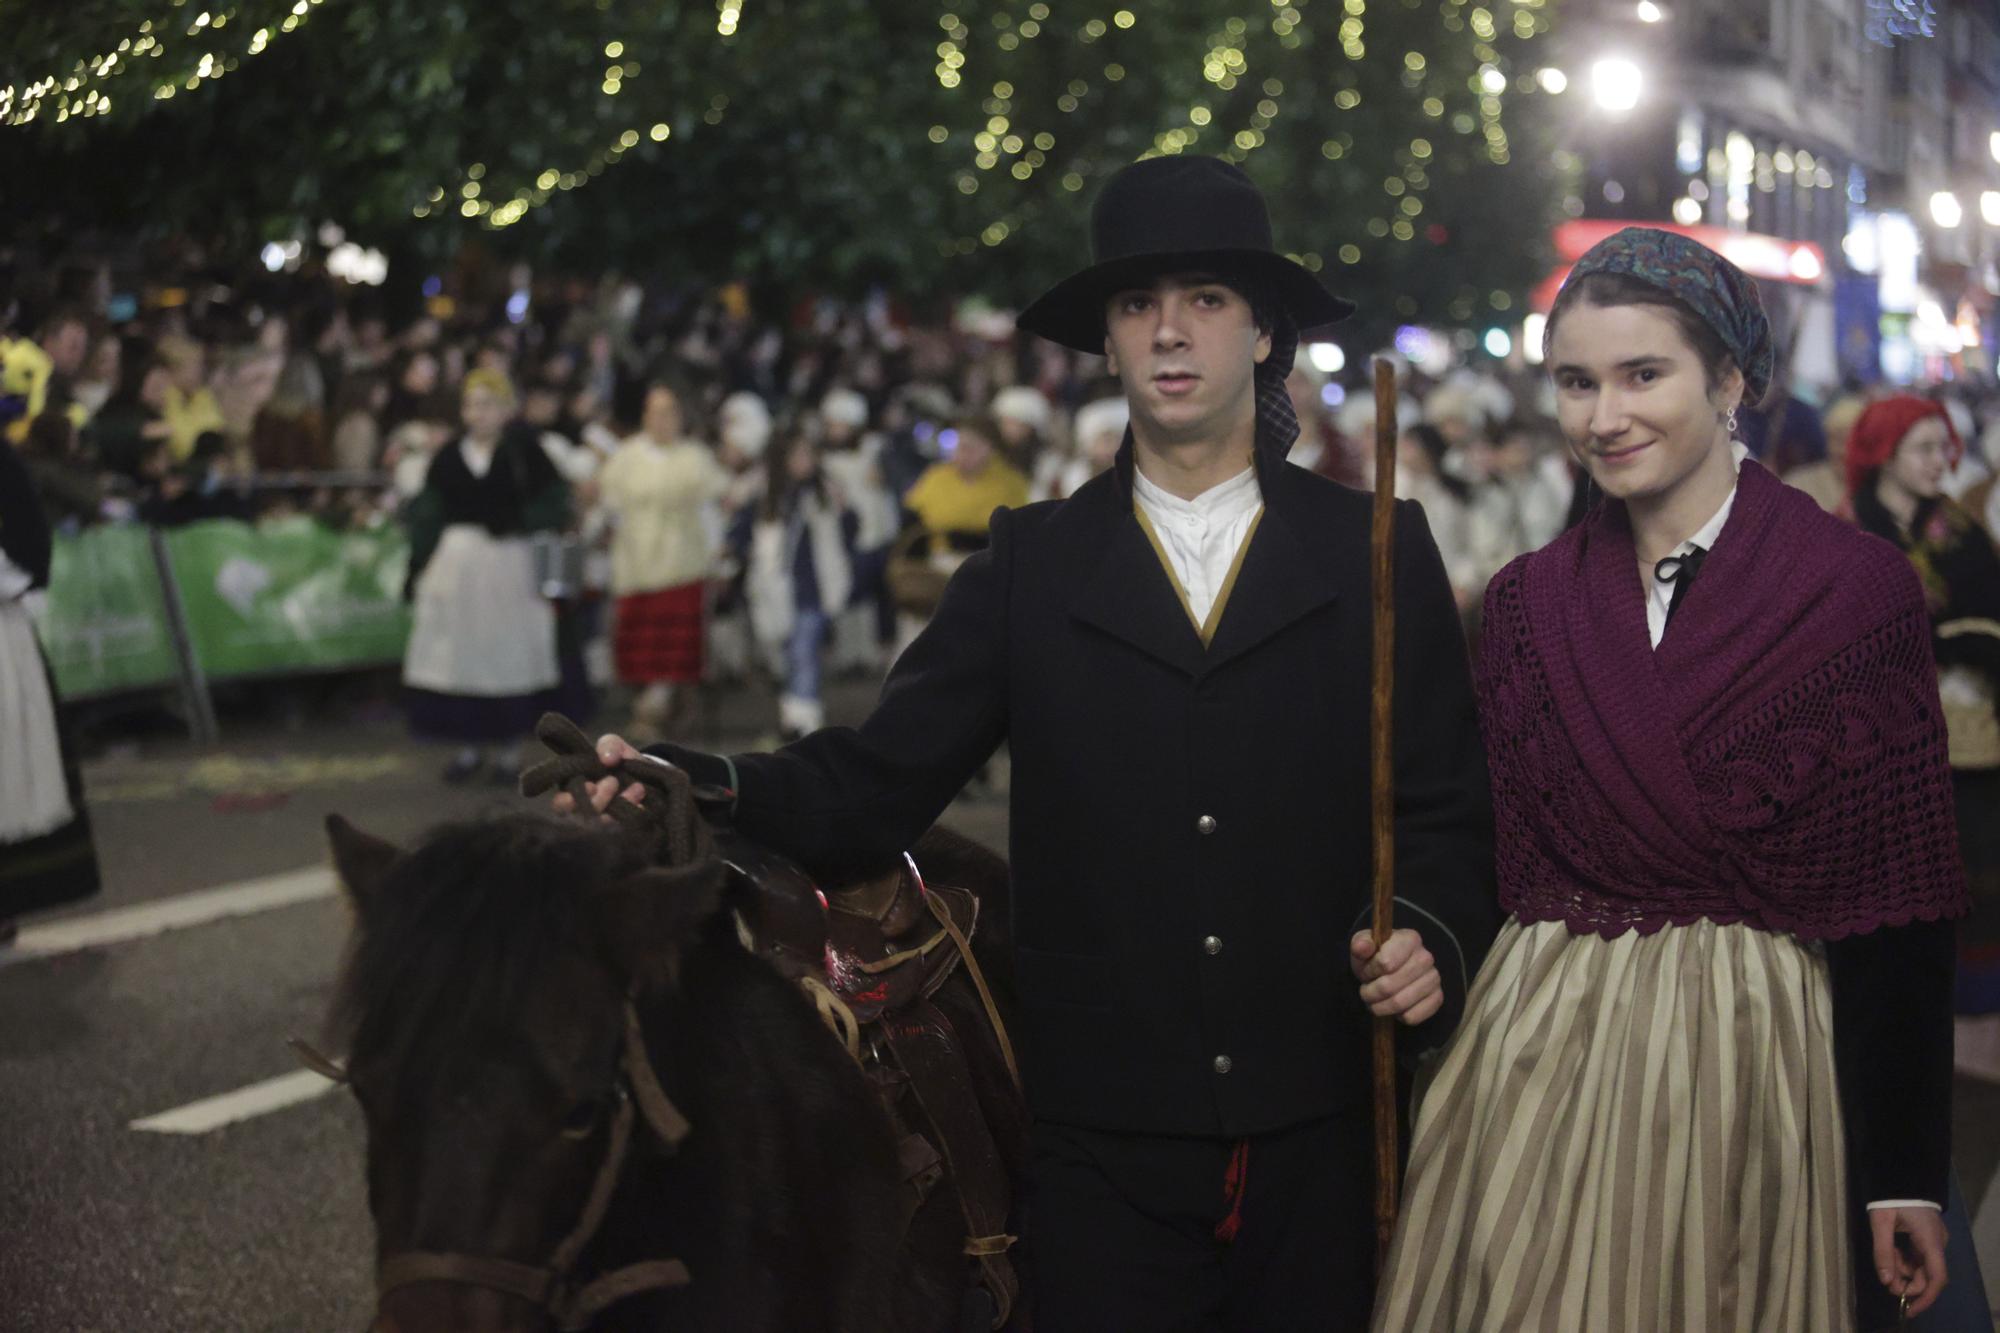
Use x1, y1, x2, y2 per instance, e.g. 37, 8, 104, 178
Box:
613, 582, 705, 684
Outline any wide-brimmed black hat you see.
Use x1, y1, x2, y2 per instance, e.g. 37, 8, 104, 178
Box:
1016, 156, 1354, 352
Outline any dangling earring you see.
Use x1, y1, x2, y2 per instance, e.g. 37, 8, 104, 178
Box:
1725, 407, 1739, 436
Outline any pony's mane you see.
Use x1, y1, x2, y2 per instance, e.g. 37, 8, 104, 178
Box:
331, 813, 652, 1072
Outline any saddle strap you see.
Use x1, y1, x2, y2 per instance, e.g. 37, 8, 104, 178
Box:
552, 1259, 693, 1332
896, 1131, 946, 1233
924, 888, 1021, 1095
882, 998, 1021, 1331
799, 974, 862, 1062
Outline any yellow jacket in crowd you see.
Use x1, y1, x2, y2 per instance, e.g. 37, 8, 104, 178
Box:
904, 457, 1030, 543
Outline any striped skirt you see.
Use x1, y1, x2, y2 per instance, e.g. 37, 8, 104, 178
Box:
614, 582, 705, 684
1373, 917, 1853, 1333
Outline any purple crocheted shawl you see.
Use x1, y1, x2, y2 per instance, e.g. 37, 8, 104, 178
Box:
1480, 460, 1969, 940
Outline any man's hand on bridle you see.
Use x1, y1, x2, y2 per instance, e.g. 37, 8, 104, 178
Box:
548, 733, 657, 820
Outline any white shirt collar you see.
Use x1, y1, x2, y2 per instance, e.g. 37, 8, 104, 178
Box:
1131, 463, 1260, 524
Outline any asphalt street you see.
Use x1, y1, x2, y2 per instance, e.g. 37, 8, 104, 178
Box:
2, 674, 1996, 1330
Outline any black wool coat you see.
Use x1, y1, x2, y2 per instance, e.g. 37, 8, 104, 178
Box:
658, 435, 1499, 1138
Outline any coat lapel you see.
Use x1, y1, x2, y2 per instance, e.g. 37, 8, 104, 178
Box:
1070, 506, 1209, 677
1200, 497, 1340, 674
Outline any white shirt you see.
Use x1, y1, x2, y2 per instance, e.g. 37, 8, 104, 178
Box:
1646, 443, 1746, 650
1132, 464, 1263, 628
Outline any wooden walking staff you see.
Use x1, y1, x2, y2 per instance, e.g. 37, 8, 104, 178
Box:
1369, 357, 1400, 1272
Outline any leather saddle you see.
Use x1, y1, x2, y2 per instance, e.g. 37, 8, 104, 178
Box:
714, 828, 1020, 1330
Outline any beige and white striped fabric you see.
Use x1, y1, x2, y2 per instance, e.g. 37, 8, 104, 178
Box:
1373, 916, 1853, 1333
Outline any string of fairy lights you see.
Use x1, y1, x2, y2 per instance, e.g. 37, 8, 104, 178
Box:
921, 0, 1550, 263
0, 0, 330, 128
422, 9, 747, 233
12, 0, 1549, 284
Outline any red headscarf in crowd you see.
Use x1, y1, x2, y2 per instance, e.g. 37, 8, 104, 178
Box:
1844, 395, 1964, 499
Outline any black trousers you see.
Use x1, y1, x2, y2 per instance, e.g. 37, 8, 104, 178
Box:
1026, 1105, 1377, 1333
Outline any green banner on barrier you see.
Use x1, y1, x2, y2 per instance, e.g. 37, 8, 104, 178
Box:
164, 517, 411, 679
35, 524, 181, 698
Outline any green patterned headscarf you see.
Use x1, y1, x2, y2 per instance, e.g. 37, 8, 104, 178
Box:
1549, 227, 1775, 404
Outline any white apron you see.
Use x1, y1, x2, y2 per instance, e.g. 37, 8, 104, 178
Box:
0, 598, 75, 842
402, 525, 558, 696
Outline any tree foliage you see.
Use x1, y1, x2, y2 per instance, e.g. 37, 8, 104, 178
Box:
0, 0, 1568, 335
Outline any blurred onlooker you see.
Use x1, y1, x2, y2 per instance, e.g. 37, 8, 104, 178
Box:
382, 348, 446, 438
19, 409, 116, 530
0, 433, 101, 946
87, 343, 174, 482
902, 413, 1029, 556
1737, 362, 1827, 474
1284, 361, 1364, 486
1, 309, 91, 444
37, 309, 90, 389
1467, 417, 1573, 564
816, 387, 898, 673
1039, 395, 1128, 501
597, 380, 730, 738
70, 331, 120, 420
990, 384, 1053, 475
1782, 393, 1865, 513
1395, 422, 1484, 613
1842, 397, 2000, 1081
247, 351, 329, 473
1422, 374, 1504, 454
735, 428, 857, 740
401, 370, 569, 783
327, 371, 390, 473
156, 335, 225, 463
141, 430, 252, 527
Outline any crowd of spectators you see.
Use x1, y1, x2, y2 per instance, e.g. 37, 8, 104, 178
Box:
7, 259, 2000, 750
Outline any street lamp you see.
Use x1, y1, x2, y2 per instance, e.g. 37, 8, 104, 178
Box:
1307, 342, 1346, 374
1590, 58, 1642, 113
1931, 191, 1963, 228
1522, 313, 1548, 366
1537, 67, 1569, 94
1983, 191, 2000, 227
1991, 130, 2000, 165
1636, 1, 1664, 21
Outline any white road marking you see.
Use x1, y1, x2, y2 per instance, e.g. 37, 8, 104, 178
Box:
0, 866, 337, 968
130, 1069, 341, 1134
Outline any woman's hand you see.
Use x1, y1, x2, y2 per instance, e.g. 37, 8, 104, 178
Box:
1349, 929, 1444, 1025
1870, 1205, 1948, 1317
549, 734, 651, 818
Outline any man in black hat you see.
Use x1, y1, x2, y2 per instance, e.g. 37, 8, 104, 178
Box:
568, 156, 1497, 1329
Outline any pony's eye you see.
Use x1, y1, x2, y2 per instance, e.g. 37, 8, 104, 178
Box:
558, 1100, 604, 1141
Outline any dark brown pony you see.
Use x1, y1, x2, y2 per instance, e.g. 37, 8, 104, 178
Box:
321, 810, 1025, 1333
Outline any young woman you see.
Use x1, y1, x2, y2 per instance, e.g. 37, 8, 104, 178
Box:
1375, 229, 1966, 1332
401, 369, 569, 783
731, 428, 856, 740
597, 380, 729, 738
1843, 396, 2000, 1082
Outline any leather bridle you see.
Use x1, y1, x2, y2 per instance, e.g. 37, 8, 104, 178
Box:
295, 997, 695, 1331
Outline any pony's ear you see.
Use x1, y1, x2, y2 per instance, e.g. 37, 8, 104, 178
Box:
593, 863, 727, 987
326, 814, 401, 912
